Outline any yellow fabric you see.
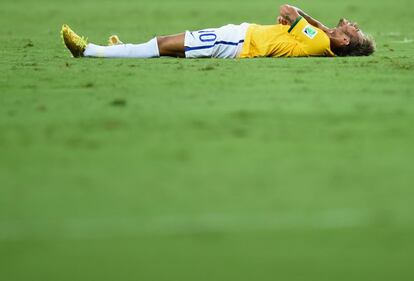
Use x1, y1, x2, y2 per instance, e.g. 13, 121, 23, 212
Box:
239, 17, 335, 58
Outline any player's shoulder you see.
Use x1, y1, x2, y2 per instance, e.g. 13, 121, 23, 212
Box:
289, 18, 326, 42
287, 16, 307, 34
288, 17, 332, 56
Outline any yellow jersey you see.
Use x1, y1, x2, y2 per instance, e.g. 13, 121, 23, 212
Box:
239, 16, 335, 58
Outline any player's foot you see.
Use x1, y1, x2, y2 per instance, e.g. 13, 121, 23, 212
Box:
61, 24, 88, 58
108, 35, 124, 45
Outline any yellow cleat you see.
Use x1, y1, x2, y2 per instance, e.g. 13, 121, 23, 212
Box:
108, 35, 124, 46
61, 24, 88, 58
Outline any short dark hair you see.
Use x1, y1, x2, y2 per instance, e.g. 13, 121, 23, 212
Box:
333, 33, 376, 57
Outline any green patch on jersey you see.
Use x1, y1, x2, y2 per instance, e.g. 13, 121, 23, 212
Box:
303, 25, 318, 39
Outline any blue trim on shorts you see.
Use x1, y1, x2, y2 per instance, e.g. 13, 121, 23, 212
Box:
185, 40, 245, 52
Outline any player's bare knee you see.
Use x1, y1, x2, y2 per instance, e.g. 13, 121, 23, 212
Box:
156, 36, 168, 49
156, 36, 169, 55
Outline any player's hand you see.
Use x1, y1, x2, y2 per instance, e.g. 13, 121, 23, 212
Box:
277, 16, 289, 25
279, 4, 301, 25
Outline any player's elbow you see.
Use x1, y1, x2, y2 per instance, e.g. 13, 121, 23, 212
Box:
279, 4, 293, 16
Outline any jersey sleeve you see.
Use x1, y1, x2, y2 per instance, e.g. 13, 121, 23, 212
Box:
287, 16, 307, 35
287, 16, 334, 57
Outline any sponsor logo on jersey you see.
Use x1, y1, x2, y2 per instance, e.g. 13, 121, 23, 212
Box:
303, 25, 317, 39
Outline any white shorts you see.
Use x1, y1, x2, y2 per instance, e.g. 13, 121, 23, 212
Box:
184, 23, 250, 59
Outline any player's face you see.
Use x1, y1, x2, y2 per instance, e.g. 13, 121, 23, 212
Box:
337, 18, 364, 44
327, 28, 350, 47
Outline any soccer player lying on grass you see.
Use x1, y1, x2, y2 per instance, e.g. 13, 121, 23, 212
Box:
61, 4, 375, 59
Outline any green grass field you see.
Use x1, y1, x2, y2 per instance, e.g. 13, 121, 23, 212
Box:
1, 0, 414, 280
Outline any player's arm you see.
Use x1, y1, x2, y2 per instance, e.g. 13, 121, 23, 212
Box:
293, 6, 330, 32
279, 4, 300, 25
278, 5, 330, 32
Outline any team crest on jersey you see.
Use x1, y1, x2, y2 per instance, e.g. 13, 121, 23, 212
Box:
303, 25, 318, 39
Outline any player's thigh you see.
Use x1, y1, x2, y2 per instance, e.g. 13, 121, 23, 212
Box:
157, 33, 185, 57
184, 23, 249, 58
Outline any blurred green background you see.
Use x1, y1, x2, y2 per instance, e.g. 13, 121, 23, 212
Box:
1, 0, 414, 280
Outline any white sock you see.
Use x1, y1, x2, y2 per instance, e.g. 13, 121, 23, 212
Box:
84, 38, 160, 58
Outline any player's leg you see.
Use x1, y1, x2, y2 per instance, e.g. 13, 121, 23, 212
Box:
84, 38, 160, 58
61, 24, 185, 58
157, 33, 185, 57
183, 23, 250, 59
106, 33, 185, 57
